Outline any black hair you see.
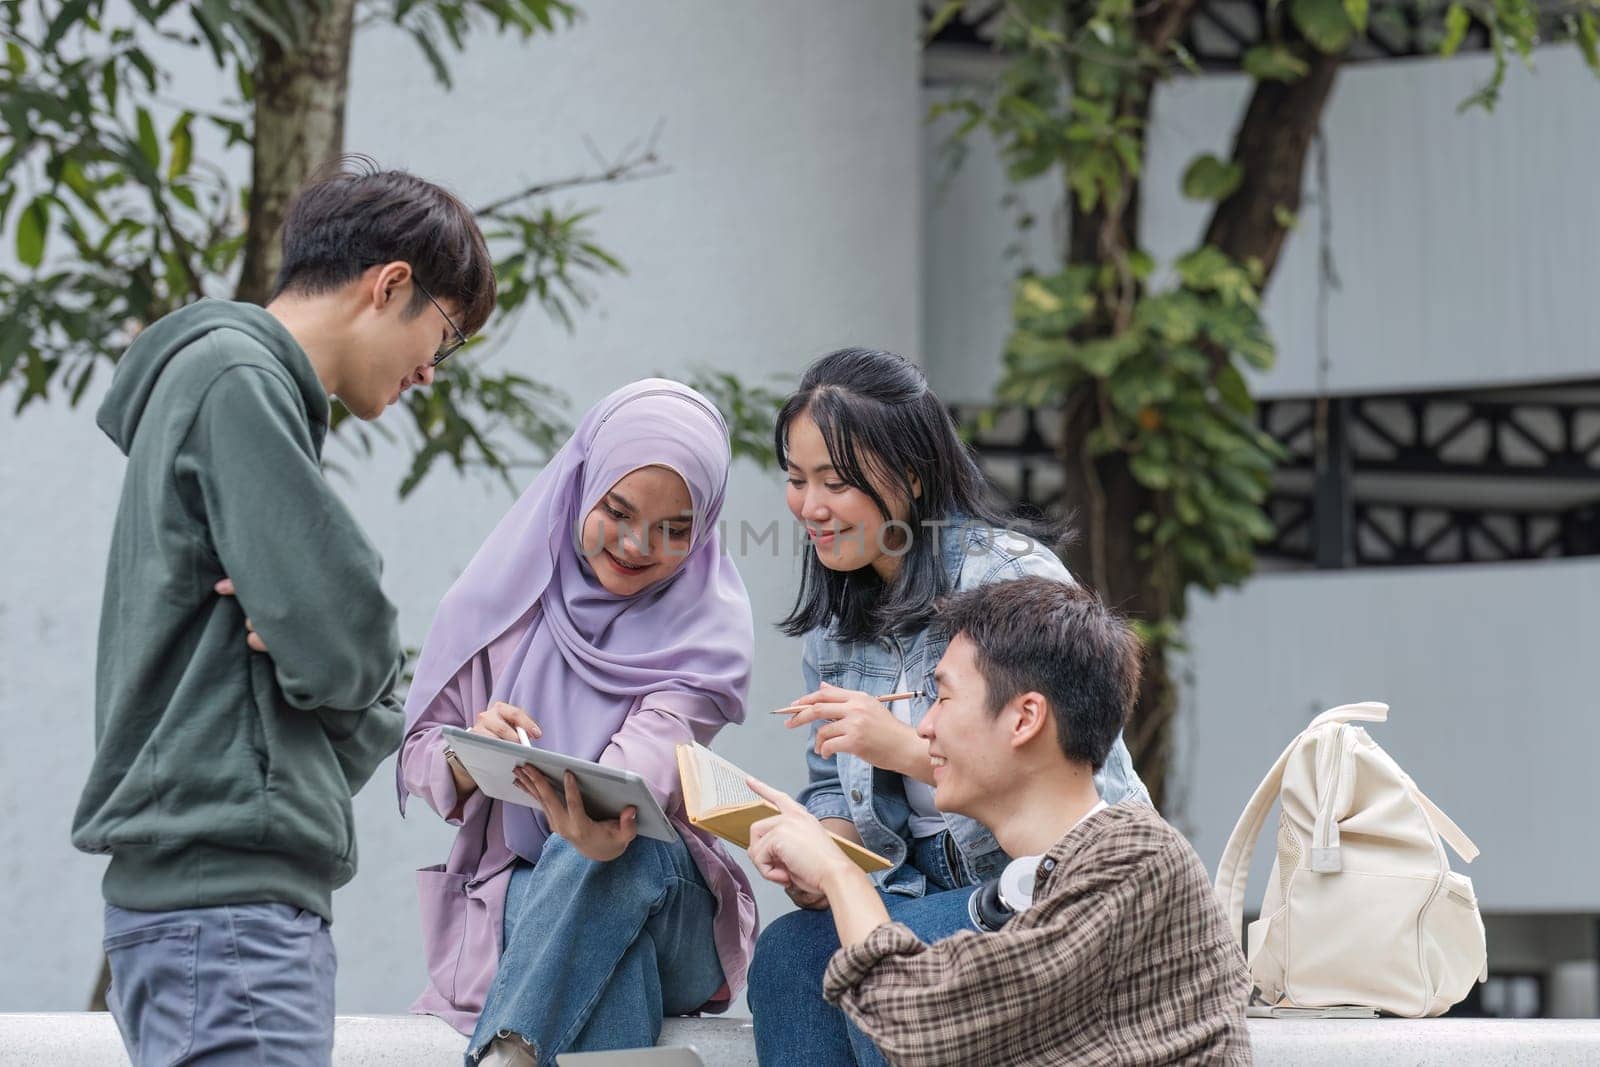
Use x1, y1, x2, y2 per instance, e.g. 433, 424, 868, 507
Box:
936, 577, 1141, 771
776, 347, 1061, 642
272, 155, 496, 335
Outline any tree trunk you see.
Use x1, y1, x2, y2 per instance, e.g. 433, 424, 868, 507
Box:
1204, 51, 1341, 277
234, 0, 358, 304
1059, 383, 1182, 808
1062, 39, 1341, 812
1057, 9, 1186, 809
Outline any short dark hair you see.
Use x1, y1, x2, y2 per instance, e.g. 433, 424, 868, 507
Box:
776, 347, 1061, 643
272, 157, 496, 336
936, 577, 1141, 771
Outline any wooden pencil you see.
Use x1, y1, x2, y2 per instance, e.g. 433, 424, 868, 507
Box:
769, 690, 924, 715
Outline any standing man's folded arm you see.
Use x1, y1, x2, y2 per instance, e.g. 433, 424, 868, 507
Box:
180, 366, 403, 712
320, 694, 406, 792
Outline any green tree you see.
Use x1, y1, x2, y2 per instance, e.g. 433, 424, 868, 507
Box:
0, 0, 783, 1008
0, 0, 774, 495
933, 0, 1600, 808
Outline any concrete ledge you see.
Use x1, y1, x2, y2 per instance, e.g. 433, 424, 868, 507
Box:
1245, 1018, 1600, 1064
0, 1014, 754, 1066
3, 1013, 1599, 1065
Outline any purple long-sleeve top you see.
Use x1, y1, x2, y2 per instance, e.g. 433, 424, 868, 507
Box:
399, 619, 758, 1035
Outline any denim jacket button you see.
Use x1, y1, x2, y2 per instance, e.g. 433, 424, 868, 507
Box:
850, 789, 863, 804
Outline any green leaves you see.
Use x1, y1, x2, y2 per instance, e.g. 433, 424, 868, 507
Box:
1181, 154, 1243, 201
997, 241, 1282, 598
485, 205, 625, 333
1075, 333, 1142, 377
387, 367, 570, 498
1128, 453, 1174, 491
1175, 247, 1241, 295
16, 198, 48, 267
931, 3, 1158, 213
1213, 363, 1253, 415
1243, 43, 1311, 82
134, 107, 160, 169
1290, 0, 1357, 54
0, 4, 252, 421
0, 0, 707, 504
936, 0, 1600, 724
680, 368, 790, 467
1577, 11, 1600, 75
389, 1, 580, 88
1343, 0, 1369, 35
44, 0, 93, 52
1444, 0, 1558, 112
167, 112, 194, 180
925, 0, 965, 41
1440, 4, 1471, 57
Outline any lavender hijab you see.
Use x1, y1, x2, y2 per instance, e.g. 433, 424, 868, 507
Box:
400, 379, 753, 860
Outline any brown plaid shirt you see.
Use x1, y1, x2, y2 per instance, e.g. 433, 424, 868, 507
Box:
823, 802, 1252, 1066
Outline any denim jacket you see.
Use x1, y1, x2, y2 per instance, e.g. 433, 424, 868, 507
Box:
796, 520, 1150, 897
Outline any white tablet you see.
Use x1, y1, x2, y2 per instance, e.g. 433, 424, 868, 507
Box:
441, 726, 677, 843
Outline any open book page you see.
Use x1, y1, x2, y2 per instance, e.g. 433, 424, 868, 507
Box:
676, 742, 893, 872
692, 743, 763, 812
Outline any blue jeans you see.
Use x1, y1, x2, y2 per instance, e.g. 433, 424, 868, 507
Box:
749, 833, 979, 1067
468, 833, 725, 1065
102, 901, 336, 1066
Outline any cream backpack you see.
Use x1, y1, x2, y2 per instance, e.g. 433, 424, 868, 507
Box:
1212, 702, 1487, 1017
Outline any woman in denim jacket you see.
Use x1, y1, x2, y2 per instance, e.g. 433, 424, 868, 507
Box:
747, 348, 1149, 1066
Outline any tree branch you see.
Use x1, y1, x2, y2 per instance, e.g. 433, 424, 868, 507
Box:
1138, 0, 1203, 54
1202, 48, 1341, 283
474, 130, 669, 217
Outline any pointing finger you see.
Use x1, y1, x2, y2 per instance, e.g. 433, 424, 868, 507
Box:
746, 776, 805, 815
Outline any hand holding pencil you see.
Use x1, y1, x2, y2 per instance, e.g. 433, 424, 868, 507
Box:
773, 682, 935, 781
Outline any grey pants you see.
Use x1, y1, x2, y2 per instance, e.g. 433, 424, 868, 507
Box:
103, 901, 336, 1066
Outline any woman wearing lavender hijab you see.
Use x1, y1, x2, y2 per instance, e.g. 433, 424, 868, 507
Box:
398, 379, 758, 1066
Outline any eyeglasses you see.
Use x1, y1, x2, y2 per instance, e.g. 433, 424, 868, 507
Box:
415, 279, 469, 367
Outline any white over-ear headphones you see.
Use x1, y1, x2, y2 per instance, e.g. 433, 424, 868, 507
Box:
968, 855, 1042, 932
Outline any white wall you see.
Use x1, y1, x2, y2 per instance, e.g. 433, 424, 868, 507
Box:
924, 47, 1600, 403
0, 0, 921, 1013
1174, 558, 1600, 914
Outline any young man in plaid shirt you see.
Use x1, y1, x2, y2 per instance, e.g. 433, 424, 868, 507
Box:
747, 577, 1252, 1066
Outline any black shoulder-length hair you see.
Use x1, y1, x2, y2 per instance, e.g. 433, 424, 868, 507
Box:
776, 347, 1060, 643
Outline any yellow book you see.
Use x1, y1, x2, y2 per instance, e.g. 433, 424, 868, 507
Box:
675, 742, 892, 873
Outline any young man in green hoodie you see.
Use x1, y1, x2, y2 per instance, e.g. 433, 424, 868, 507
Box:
71, 164, 496, 1066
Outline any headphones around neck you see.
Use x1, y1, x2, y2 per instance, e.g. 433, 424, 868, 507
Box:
968, 854, 1042, 932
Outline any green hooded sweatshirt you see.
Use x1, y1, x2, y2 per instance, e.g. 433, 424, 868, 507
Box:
71, 299, 405, 922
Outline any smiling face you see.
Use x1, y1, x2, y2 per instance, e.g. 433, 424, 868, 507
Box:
338, 263, 455, 420
783, 409, 914, 581
920, 633, 1018, 821
579, 465, 696, 596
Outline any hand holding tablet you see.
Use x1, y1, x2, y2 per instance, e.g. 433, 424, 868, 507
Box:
441, 725, 677, 843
